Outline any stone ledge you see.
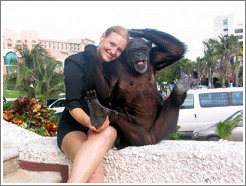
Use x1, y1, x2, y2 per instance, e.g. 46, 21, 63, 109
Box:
3, 147, 19, 162
104, 140, 244, 183
2, 120, 244, 183
3, 169, 62, 183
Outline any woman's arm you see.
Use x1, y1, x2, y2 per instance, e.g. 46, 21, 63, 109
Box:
69, 108, 110, 133
69, 108, 91, 128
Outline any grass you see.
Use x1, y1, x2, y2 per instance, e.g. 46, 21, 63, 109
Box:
3, 89, 44, 99
3, 89, 26, 98
3, 89, 65, 100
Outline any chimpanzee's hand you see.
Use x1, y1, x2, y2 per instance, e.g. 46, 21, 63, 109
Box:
85, 90, 118, 129
128, 29, 145, 38
174, 67, 199, 94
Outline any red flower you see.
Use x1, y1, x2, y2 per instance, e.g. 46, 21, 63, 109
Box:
48, 124, 58, 133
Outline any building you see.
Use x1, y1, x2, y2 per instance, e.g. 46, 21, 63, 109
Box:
203, 14, 244, 55
2, 29, 95, 76
213, 14, 243, 42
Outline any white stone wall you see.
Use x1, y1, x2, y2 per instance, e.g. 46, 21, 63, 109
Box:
104, 140, 244, 183
2, 120, 244, 183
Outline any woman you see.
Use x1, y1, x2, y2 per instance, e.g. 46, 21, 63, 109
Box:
57, 26, 129, 183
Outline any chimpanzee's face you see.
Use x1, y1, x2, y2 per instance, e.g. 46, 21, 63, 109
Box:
125, 38, 151, 74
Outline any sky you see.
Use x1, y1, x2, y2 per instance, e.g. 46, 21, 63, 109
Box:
1, 1, 245, 61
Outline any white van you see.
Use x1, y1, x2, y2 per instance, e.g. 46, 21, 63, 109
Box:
177, 87, 244, 136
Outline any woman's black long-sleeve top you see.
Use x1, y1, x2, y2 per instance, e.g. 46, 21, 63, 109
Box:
60, 44, 100, 122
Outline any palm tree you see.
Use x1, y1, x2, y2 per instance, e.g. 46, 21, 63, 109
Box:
15, 43, 65, 101
233, 41, 243, 87
195, 57, 207, 85
29, 56, 65, 106
15, 44, 37, 98
202, 39, 219, 88
214, 35, 240, 87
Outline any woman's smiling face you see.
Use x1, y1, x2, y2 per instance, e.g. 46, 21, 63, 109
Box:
97, 32, 128, 63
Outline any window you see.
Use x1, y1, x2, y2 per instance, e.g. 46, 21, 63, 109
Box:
238, 120, 243, 127
235, 29, 243, 33
4, 52, 17, 66
4, 52, 18, 75
223, 19, 228, 25
17, 40, 21, 43
51, 100, 65, 108
180, 94, 194, 109
32, 40, 37, 43
223, 29, 228, 31
199, 93, 229, 107
237, 35, 243, 40
231, 92, 243, 106
237, 121, 243, 127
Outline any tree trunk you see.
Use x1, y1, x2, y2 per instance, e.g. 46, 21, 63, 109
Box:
222, 78, 225, 87
235, 68, 239, 87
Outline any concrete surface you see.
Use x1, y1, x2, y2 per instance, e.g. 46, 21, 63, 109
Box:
2, 120, 244, 183
3, 169, 62, 183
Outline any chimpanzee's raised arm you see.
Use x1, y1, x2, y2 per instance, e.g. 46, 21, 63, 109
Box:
128, 29, 186, 72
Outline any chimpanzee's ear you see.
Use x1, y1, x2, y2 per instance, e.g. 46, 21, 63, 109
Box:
147, 40, 152, 49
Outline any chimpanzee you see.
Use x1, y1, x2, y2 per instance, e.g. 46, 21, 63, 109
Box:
85, 29, 198, 148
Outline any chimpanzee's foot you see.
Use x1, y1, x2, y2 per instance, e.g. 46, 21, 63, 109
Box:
85, 90, 118, 129
174, 67, 199, 94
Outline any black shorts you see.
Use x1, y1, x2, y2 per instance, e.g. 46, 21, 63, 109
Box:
57, 109, 126, 150
57, 110, 89, 151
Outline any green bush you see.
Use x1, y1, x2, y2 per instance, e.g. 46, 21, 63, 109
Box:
168, 125, 181, 140
3, 102, 13, 111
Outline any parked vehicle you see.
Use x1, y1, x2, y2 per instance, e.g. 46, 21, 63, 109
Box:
3, 97, 7, 104
192, 109, 243, 141
48, 98, 65, 115
177, 87, 243, 137
47, 98, 60, 106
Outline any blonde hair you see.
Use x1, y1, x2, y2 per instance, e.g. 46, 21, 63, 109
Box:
104, 25, 129, 42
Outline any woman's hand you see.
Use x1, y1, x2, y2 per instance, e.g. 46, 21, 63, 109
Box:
89, 116, 110, 133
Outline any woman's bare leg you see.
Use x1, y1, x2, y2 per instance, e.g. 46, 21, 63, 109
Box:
87, 161, 104, 183
61, 131, 104, 183
62, 126, 117, 183
61, 131, 87, 161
